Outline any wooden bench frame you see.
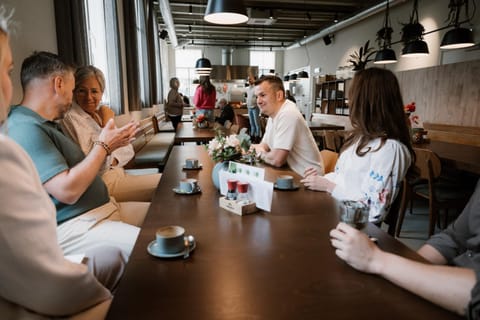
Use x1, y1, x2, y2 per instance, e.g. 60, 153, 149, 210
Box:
423, 122, 480, 147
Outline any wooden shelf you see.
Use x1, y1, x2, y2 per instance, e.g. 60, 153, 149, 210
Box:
315, 79, 350, 116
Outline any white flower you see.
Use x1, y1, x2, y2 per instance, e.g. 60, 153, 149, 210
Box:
225, 135, 240, 149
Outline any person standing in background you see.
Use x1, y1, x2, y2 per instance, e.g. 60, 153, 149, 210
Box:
166, 77, 188, 131
246, 75, 261, 143
193, 75, 216, 124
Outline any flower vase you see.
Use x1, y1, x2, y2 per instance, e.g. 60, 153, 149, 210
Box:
212, 161, 229, 190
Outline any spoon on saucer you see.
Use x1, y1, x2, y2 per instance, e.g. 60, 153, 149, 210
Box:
183, 235, 195, 259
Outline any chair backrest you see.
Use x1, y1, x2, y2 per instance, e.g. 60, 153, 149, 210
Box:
320, 149, 338, 174
413, 148, 442, 180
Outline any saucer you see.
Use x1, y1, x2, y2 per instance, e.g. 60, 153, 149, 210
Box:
147, 236, 196, 258
182, 164, 203, 170
274, 183, 300, 191
173, 186, 202, 195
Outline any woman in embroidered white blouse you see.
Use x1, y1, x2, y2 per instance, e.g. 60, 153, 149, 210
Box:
61, 66, 161, 202
301, 68, 414, 223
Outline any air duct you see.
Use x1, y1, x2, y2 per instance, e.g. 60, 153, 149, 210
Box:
287, 0, 407, 50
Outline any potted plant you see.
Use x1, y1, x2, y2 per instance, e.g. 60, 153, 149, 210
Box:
348, 40, 376, 71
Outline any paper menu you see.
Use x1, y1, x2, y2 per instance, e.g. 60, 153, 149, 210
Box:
218, 162, 273, 212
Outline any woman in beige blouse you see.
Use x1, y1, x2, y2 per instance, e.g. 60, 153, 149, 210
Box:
61, 65, 161, 202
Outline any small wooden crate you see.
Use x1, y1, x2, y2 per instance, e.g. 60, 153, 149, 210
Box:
219, 197, 258, 216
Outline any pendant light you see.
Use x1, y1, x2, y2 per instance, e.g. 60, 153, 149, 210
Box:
204, 0, 248, 25
440, 0, 475, 50
374, 0, 397, 64
195, 57, 212, 76
401, 0, 429, 57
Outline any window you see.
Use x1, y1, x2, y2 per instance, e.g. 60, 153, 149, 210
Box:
250, 51, 276, 76
175, 49, 202, 101
84, 0, 123, 113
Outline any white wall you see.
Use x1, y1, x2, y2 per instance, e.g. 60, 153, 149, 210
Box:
4, 0, 57, 105
284, 0, 480, 76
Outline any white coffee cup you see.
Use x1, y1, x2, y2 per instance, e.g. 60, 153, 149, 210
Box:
276, 175, 294, 189
155, 225, 185, 254
179, 178, 198, 193
185, 158, 199, 169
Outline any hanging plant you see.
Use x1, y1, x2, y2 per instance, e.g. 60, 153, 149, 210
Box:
445, 0, 473, 27
401, 0, 426, 44
348, 40, 376, 71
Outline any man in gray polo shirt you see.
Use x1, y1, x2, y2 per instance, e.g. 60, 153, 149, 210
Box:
8, 51, 148, 258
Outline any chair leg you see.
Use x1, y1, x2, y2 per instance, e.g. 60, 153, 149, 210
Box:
428, 207, 438, 237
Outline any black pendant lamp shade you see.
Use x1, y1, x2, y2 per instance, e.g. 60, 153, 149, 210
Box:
402, 39, 429, 56
298, 71, 309, 79
374, 48, 397, 64
195, 57, 212, 76
440, 27, 475, 49
289, 73, 298, 81
283, 75, 290, 82
204, 0, 248, 25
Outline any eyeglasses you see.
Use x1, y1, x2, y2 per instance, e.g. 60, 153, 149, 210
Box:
75, 87, 102, 97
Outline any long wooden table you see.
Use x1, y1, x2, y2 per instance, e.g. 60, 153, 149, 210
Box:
107, 145, 461, 319
414, 140, 480, 175
174, 122, 219, 145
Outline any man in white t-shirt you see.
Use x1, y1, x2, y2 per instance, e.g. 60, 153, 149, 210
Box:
251, 75, 324, 176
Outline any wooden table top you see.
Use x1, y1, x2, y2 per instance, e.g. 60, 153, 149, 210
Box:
174, 122, 219, 144
107, 145, 460, 320
414, 140, 480, 175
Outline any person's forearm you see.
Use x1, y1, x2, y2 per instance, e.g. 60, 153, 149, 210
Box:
373, 250, 475, 316
417, 244, 448, 265
261, 149, 288, 167
44, 146, 107, 204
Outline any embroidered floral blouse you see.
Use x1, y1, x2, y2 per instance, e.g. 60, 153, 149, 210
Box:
324, 138, 411, 222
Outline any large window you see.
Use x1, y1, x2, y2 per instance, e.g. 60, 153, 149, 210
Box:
175, 49, 202, 101
84, 0, 123, 112
250, 51, 276, 76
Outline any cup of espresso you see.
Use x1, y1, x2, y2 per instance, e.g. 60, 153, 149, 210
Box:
185, 158, 199, 169
155, 225, 185, 254
276, 175, 294, 189
179, 178, 198, 193
337, 200, 370, 230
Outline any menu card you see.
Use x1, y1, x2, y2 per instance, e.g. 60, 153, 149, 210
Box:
218, 162, 273, 212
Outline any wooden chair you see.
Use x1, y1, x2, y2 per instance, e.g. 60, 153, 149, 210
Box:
395, 149, 471, 237
319, 149, 338, 174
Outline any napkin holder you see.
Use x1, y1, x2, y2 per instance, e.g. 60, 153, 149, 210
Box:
219, 197, 258, 216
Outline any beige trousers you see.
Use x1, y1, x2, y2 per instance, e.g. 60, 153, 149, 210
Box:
57, 198, 150, 258
102, 167, 161, 202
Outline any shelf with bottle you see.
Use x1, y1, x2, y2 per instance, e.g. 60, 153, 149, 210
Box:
314, 78, 350, 116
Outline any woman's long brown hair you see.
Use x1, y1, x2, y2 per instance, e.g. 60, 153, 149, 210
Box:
342, 67, 414, 164
199, 75, 215, 95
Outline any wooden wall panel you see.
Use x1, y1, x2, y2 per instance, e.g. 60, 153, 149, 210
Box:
397, 59, 480, 128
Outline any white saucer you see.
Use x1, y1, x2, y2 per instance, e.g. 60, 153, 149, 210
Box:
274, 183, 300, 191
147, 237, 196, 258
182, 164, 202, 170
172, 187, 202, 195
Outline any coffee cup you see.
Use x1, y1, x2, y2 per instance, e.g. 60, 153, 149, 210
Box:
179, 178, 198, 193
276, 175, 294, 189
185, 158, 199, 169
155, 225, 185, 254
337, 200, 370, 230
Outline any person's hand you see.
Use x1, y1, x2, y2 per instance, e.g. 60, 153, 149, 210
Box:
329, 222, 382, 274
300, 174, 335, 192
98, 119, 139, 151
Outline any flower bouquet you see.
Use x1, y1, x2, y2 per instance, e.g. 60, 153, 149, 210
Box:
206, 128, 254, 163
193, 113, 208, 128
404, 101, 425, 143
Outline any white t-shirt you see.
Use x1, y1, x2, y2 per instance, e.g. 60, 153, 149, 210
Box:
325, 138, 411, 222
261, 100, 324, 176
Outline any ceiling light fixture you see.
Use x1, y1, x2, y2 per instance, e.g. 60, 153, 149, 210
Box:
204, 0, 248, 25
374, 0, 397, 64
440, 0, 475, 49
195, 57, 212, 76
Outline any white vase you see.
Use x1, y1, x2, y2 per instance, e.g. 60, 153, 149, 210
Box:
211, 161, 229, 189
